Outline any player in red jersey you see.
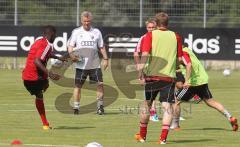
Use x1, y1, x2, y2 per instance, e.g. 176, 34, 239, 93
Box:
135, 12, 184, 144
134, 18, 160, 122
22, 25, 64, 130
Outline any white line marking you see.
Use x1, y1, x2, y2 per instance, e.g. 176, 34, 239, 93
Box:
109, 48, 135, 52
235, 44, 240, 49
0, 46, 17, 51
0, 41, 17, 45
109, 43, 137, 47
0, 36, 17, 40
235, 49, 240, 54
108, 37, 139, 42
235, 39, 240, 44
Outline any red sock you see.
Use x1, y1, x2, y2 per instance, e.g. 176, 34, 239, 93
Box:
35, 99, 49, 126
139, 122, 148, 139
160, 124, 170, 141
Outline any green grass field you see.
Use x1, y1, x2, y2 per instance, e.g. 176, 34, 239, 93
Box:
0, 68, 239, 147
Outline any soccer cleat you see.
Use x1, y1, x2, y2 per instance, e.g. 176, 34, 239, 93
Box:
157, 140, 166, 144
135, 133, 145, 143
229, 117, 238, 131
170, 125, 181, 131
43, 125, 53, 130
173, 127, 181, 131
150, 114, 159, 122
179, 116, 186, 121
97, 105, 104, 115
73, 108, 79, 115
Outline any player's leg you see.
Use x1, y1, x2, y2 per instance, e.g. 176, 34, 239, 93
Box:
96, 83, 104, 115
174, 86, 195, 131
171, 100, 181, 130
171, 73, 185, 130
171, 80, 184, 130
135, 80, 158, 143
73, 69, 87, 114
24, 80, 51, 130
135, 100, 152, 143
89, 68, 104, 115
149, 99, 159, 122
158, 80, 175, 144
198, 84, 238, 131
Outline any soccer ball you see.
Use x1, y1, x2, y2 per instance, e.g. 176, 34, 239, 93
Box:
85, 142, 103, 147
223, 69, 231, 76
50, 54, 63, 68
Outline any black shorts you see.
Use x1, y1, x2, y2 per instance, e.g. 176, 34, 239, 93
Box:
75, 68, 103, 86
144, 80, 175, 103
23, 79, 49, 96
176, 72, 185, 83
176, 84, 212, 101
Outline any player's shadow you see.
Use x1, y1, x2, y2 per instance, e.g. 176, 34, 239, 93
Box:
170, 138, 216, 144
184, 127, 229, 131
54, 126, 95, 130
103, 112, 124, 115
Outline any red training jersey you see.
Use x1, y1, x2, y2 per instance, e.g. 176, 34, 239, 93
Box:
134, 34, 146, 53
141, 29, 183, 58
22, 37, 53, 81
182, 51, 191, 65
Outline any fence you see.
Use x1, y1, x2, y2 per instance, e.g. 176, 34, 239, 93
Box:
0, 0, 240, 28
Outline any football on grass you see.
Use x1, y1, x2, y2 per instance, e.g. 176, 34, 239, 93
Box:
85, 142, 103, 147
50, 54, 63, 68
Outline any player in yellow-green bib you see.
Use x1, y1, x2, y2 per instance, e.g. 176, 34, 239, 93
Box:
173, 46, 238, 132
135, 12, 184, 144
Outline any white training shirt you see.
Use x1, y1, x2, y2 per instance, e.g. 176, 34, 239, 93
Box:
68, 26, 104, 69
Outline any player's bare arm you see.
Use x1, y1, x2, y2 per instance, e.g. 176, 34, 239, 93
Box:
49, 52, 68, 62
133, 52, 141, 70
34, 58, 60, 80
138, 51, 149, 85
183, 62, 192, 88
68, 46, 79, 62
99, 46, 108, 70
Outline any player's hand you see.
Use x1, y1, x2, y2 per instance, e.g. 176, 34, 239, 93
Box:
138, 71, 145, 86
102, 59, 108, 70
49, 71, 61, 80
69, 54, 79, 62
183, 81, 191, 89
138, 78, 145, 86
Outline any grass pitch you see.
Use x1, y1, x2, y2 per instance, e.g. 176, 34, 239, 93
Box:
0, 68, 239, 147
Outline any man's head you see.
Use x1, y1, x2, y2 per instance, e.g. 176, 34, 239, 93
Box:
43, 25, 56, 43
81, 11, 92, 31
145, 18, 156, 32
155, 12, 169, 28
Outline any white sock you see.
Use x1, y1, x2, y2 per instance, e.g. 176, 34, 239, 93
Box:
97, 97, 104, 108
74, 102, 80, 109
223, 109, 232, 120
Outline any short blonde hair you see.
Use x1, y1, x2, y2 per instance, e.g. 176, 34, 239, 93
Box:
155, 12, 169, 27
145, 18, 156, 26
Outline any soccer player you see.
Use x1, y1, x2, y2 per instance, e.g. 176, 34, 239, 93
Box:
68, 11, 108, 115
22, 25, 64, 130
173, 46, 238, 131
134, 18, 159, 122
135, 12, 183, 144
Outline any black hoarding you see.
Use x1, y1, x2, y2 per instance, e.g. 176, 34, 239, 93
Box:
0, 26, 239, 60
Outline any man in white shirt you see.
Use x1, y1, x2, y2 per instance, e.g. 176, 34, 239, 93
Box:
68, 11, 108, 115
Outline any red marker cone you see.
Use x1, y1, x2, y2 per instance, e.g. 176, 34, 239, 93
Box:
11, 139, 23, 146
